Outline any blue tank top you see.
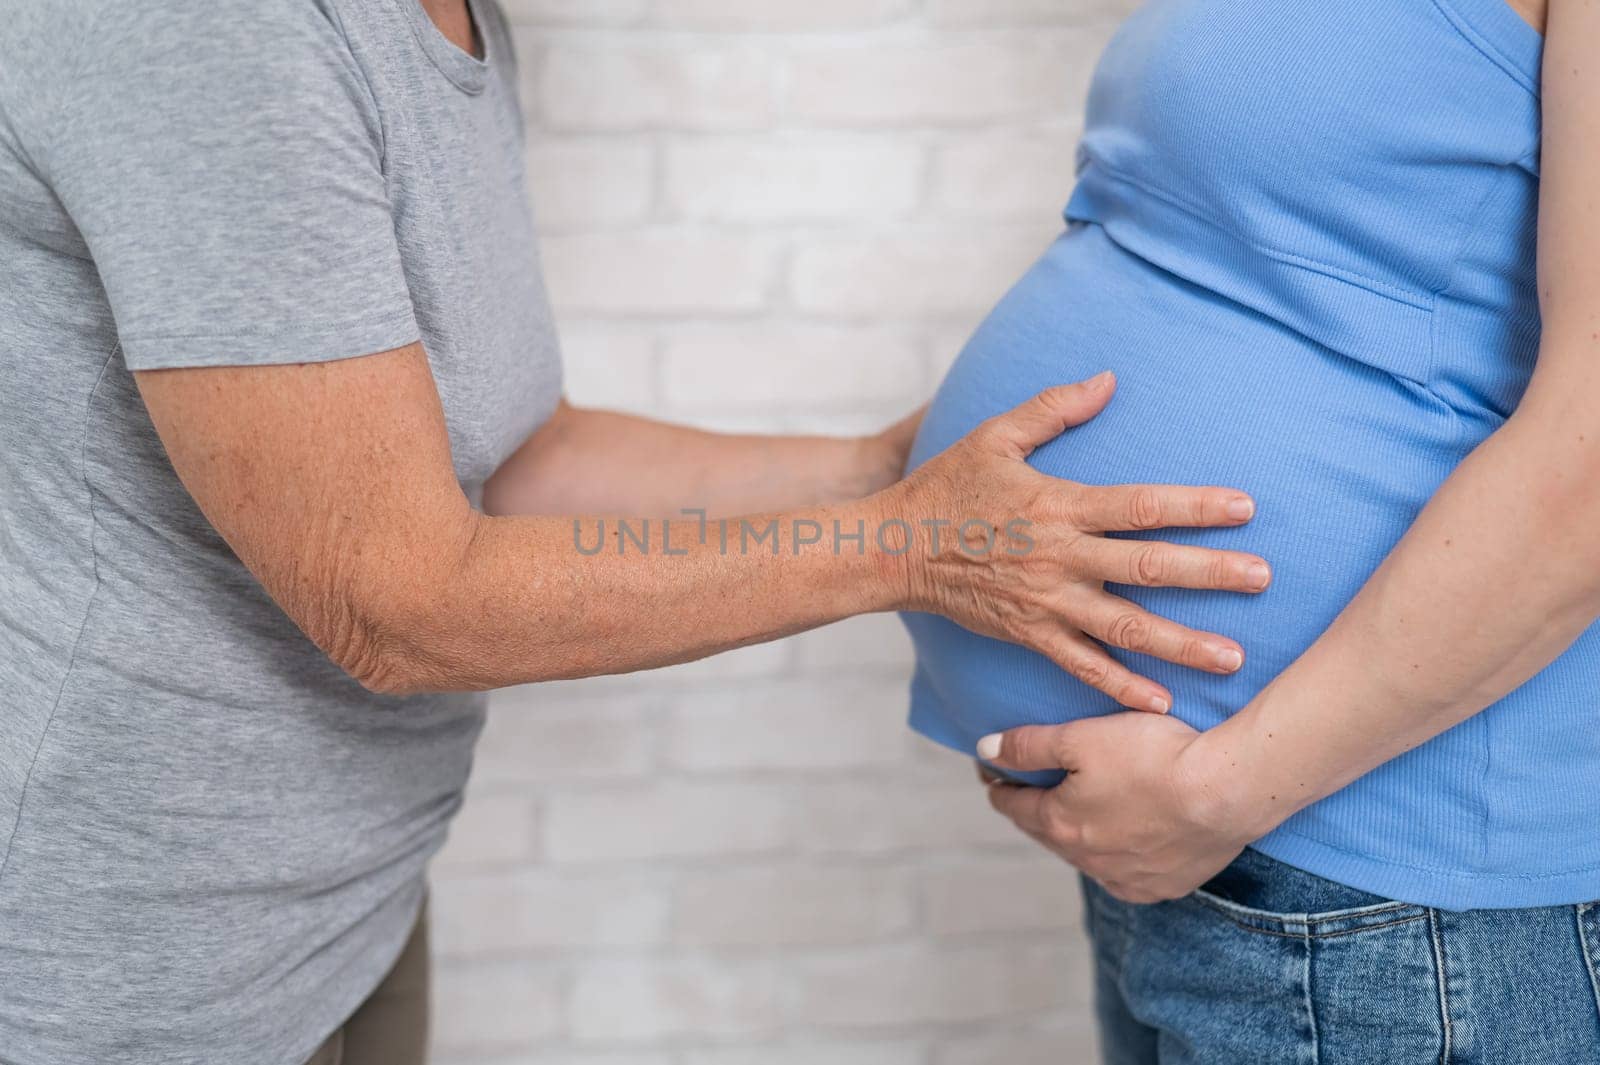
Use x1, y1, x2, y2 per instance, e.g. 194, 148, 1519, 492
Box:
902, 0, 1573, 909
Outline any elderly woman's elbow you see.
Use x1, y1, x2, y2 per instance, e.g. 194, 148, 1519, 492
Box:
305, 592, 414, 695
344, 638, 427, 697
290, 570, 445, 696
284, 510, 491, 696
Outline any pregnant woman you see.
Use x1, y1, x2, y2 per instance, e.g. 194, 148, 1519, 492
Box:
905, 0, 1600, 1060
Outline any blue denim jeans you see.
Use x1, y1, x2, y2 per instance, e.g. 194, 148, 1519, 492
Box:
1083, 848, 1600, 1064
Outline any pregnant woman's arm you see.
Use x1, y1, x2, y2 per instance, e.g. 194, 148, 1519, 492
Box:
981, 0, 1600, 902
136, 358, 1269, 702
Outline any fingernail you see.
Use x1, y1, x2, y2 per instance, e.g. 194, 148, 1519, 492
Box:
1213, 647, 1243, 672
1088, 370, 1114, 390
1147, 694, 1171, 713
976, 734, 1003, 761
1226, 496, 1255, 521
1246, 562, 1271, 590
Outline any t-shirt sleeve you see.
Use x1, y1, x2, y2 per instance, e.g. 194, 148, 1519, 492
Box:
44, 1, 419, 371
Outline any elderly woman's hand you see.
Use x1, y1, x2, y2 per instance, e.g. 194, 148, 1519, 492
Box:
888, 371, 1270, 713
977, 713, 1263, 903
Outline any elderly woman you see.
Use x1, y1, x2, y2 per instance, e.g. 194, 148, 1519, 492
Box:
0, 2, 1273, 1063
904, 0, 1600, 1060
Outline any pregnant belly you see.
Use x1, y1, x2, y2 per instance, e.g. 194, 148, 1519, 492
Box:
903, 223, 1481, 779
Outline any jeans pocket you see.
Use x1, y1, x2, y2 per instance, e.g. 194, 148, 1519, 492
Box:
1087, 851, 1449, 1062
1118, 878, 1442, 1063
1187, 887, 1429, 939
1187, 847, 1429, 939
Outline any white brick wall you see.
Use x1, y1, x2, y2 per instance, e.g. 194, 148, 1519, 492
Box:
431, 2, 1137, 1061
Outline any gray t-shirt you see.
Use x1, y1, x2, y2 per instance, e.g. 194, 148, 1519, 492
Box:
0, 1, 561, 1061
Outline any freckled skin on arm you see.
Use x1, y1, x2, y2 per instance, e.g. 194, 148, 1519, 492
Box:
134, 346, 1270, 703
481, 399, 919, 520
137, 345, 477, 683
135, 344, 894, 693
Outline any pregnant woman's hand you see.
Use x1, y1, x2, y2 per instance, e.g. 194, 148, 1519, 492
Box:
978, 713, 1255, 903
889, 371, 1270, 712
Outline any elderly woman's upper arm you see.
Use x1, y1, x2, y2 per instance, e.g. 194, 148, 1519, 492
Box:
134, 342, 480, 688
